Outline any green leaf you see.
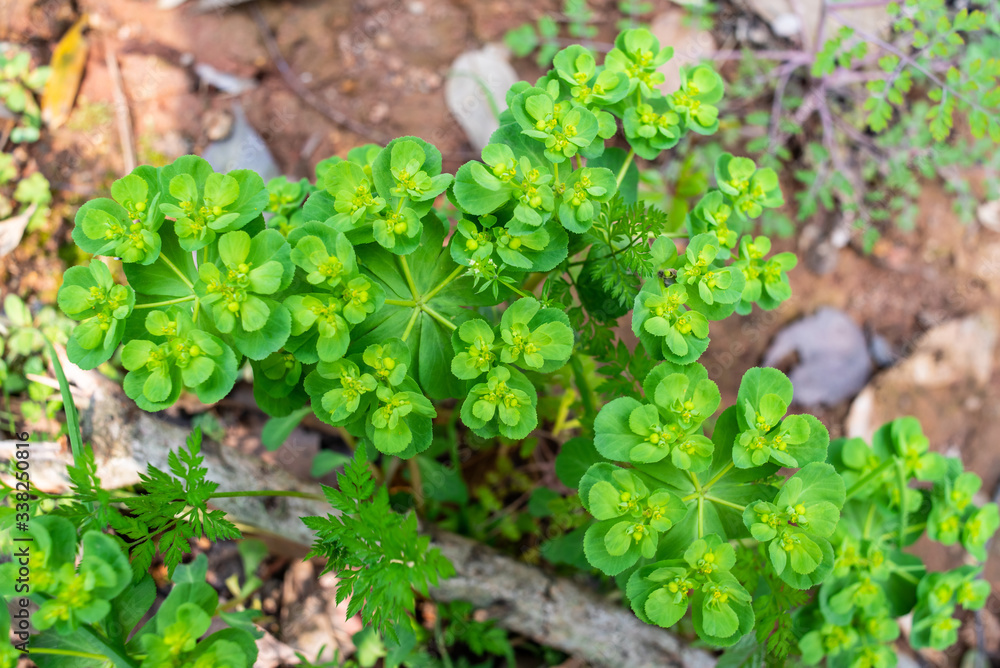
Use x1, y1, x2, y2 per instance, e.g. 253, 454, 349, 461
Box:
594, 396, 646, 460
353, 214, 501, 400
555, 437, 605, 488
735, 367, 794, 431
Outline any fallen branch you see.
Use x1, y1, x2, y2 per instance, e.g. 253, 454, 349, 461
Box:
0, 362, 714, 668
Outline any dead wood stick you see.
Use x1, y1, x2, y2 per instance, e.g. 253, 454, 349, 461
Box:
105, 47, 137, 174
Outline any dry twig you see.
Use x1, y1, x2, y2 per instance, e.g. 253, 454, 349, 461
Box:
250, 3, 386, 143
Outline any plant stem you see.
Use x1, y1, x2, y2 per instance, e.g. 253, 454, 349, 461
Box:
434, 612, 455, 668
401, 307, 421, 342
616, 148, 635, 187
133, 295, 197, 309
29, 649, 117, 661
385, 298, 417, 307
688, 471, 703, 494
570, 354, 596, 422
711, 50, 814, 64
895, 459, 908, 550
159, 254, 195, 290
115, 489, 324, 503
705, 495, 746, 512
702, 462, 734, 491
522, 272, 546, 292
398, 254, 419, 299
423, 264, 467, 302
862, 503, 877, 540
209, 489, 325, 501
845, 457, 895, 499
498, 278, 533, 299
888, 566, 920, 585
420, 304, 458, 331
408, 457, 424, 512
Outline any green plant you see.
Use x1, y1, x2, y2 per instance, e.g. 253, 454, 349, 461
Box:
0, 47, 50, 144
0, 352, 440, 666
0, 517, 259, 668
504, 1, 659, 68
0, 294, 71, 429
735, 0, 1000, 246
4, 25, 994, 668
0, 153, 52, 228
302, 447, 453, 641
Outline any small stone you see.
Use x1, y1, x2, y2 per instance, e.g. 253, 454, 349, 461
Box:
977, 199, 1000, 232
748, 23, 772, 46
369, 102, 390, 124
385, 56, 404, 73
203, 108, 234, 142
763, 307, 873, 407
202, 103, 280, 181
445, 44, 519, 151
771, 13, 802, 37
867, 332, 897, 369
846, 309, 1000, 442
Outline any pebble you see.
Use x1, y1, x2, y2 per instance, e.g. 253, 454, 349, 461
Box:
762, 307, 873, 406
444, 44, 519, 151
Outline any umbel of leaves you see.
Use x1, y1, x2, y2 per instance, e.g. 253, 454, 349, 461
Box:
744, 462, 845, 589
72, 167, 165, 264
305, 339, 437, 458
57, 260, 135, 369
0, 516, 130, 635
626, 535, 754, 646
197, 231, 288, 333
733, 367, 829, 470
121, 307, 238, 412
593, 361, 720, 469
578, 463, 686, 576
159, 155, 269, 252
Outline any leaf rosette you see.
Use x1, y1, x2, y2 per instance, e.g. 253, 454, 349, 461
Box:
121, 307, 238, 411
57, 260, 135, 369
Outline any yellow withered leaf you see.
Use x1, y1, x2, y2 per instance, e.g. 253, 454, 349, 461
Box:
41, 15, 89, 130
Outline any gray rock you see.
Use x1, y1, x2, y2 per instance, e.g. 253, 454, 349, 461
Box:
202, 102, 280, 181
867, 332, 897, 369
977, 199, 1000, 232
445, 44, 519, 152
763, 307, 873, 407
193, 62, 258, 95
845, 309, 999, 443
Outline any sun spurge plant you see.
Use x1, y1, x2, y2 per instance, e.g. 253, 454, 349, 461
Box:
39, 26, 996, 667
0, 515, 259, 668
